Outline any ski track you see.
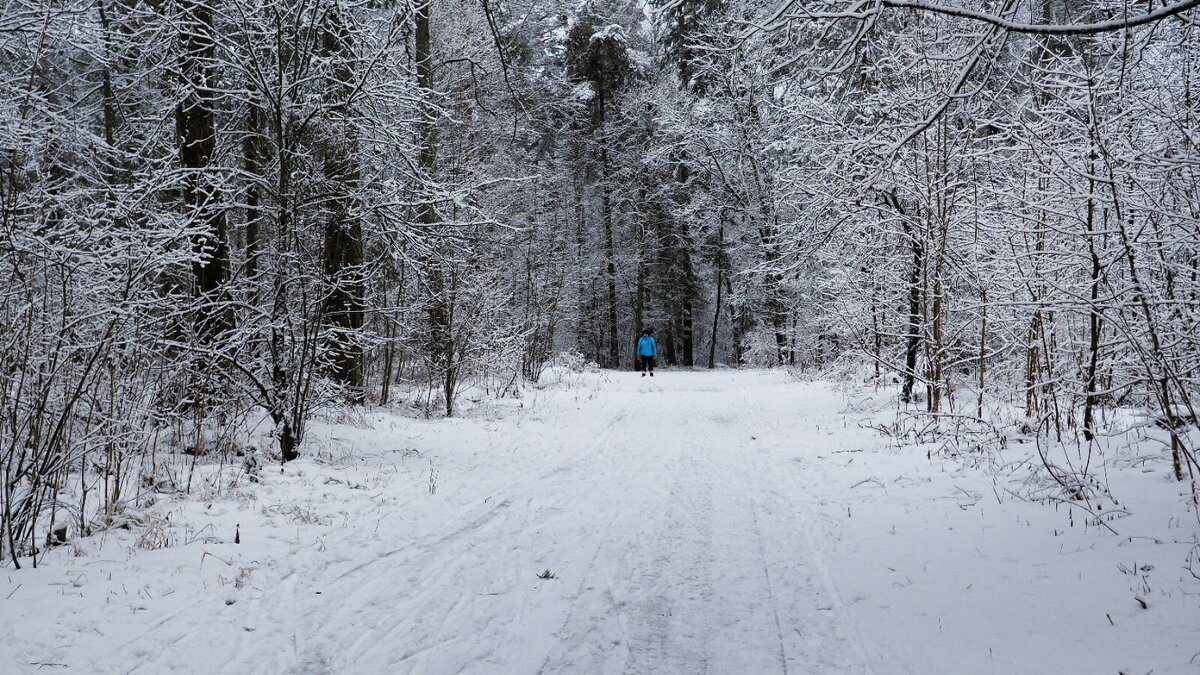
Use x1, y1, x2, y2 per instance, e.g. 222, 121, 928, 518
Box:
32, 372, 877, 674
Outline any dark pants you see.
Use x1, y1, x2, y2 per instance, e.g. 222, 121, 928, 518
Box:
638, 355, 655, 373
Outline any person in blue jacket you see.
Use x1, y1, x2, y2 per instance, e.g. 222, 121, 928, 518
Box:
636, 328, 657, 376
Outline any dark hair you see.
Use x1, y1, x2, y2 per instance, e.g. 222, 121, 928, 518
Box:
642, 328, 651, 336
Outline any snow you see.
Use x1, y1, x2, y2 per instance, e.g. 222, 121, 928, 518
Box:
571, 81, 597, 101
2, 370, 1198, 673
590, 24, 627, 45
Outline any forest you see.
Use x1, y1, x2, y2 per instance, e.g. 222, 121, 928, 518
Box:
3, 0, 1200, 569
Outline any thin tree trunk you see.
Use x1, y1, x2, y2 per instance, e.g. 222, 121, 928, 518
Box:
415, 0, 451, 413
178, 0, 232, 342
709, 274, 722, 368
870, 276, 882, 384
244, 102, 262, 283
601, 146, 619, 368
318, 8, 364, 401
977, 288, 987, 420
901, 224, 924, 404
709, 219, 725, 368
381, 273, 404, 406
1082, 139, 1102, 441
574, 172, 589, 360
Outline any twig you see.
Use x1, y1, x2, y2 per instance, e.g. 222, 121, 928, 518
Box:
1046, 496, 1121, 536
954, 486, 981, 509
201, 550, 232, 567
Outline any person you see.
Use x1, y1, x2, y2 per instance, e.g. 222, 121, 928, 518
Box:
636, 328, 657, 377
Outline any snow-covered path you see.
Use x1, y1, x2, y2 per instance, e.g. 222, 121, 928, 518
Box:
235, 372, 871, 674
3, 370, 1197, 674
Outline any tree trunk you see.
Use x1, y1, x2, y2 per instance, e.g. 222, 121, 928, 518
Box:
381, 273, 404, 406
244, 102, 262, 283
574, 171, 590, 360
414, 0, 451, 413
318, 8, 364, 401
870, 277, 882, 384
710, 269, 722, 368
1082, 141, 1102, 441
600, 146, 619, 368
177, 0, 231, 342
709, 219, 726, 368
635, 182, 648, 339
680, 300, 694, 368
977, 288, 987, 420
900, 226, 924, 404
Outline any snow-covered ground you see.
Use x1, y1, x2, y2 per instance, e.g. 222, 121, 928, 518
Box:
2, 370, 1198, 674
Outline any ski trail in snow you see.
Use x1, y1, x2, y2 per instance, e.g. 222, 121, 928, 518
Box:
624, 450, 715, 674
345, 390, 651, 674
737, 385, 879, 675
749, 493, 791, 675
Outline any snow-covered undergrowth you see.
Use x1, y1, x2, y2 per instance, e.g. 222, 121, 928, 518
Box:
819, 389, 1200, 673
2, 370, 1197, 674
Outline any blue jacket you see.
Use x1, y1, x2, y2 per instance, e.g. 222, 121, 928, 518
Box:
636, 335, 657, 357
